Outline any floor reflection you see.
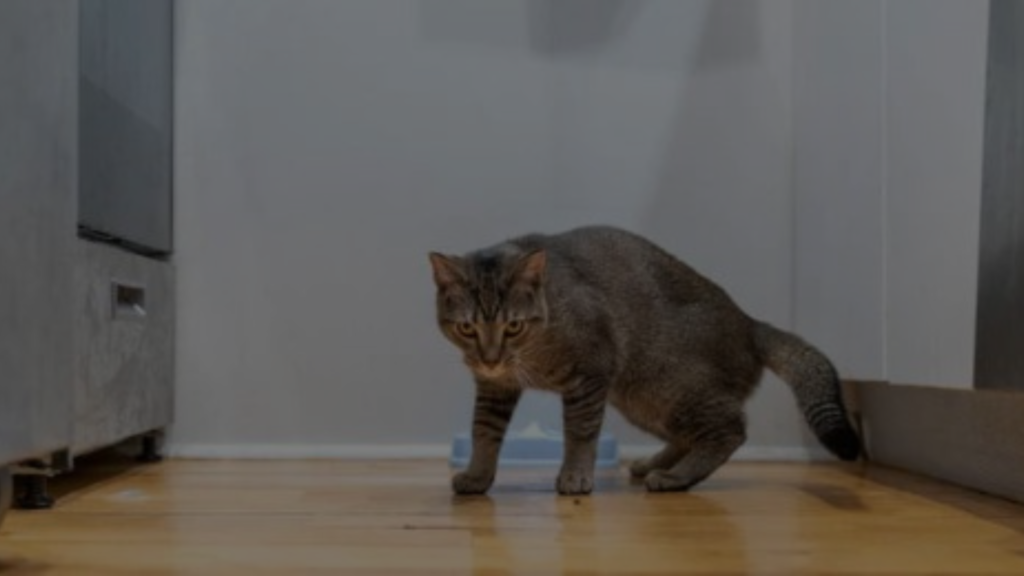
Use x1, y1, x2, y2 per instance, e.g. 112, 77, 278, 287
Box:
451, 468, 751, 575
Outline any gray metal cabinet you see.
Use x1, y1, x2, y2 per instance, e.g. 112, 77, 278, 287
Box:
0, 2, 174, 519
0, 469, 10, 526
78, 0, 174, 256
0, 1, 78, 469
71, 0, 176, 460
72, 240, 175, 457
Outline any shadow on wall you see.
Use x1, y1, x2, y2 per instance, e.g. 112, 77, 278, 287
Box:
526, 0, 643, 56
643, 0, 772, 275
418, 0, 700, 70
416, 0, 642, 56
419, 0, 761, 68
692, 0, 763, 69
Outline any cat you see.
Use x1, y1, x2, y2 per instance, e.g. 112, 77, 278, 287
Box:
428, 225, 860, 496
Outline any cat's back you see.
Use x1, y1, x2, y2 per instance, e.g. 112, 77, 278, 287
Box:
502, 225, 760, 391
517, 225, 667, 266
515, 225, 726, 305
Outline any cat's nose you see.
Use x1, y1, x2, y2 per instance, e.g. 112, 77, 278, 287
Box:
480, 348, 502, 366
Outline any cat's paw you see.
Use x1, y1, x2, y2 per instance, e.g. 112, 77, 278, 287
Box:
643, 470, 692, 493
451, 471, 493, 495
629, 457, 657, 478
556, 467, 594, 495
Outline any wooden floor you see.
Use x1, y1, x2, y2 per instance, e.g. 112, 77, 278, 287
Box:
1, 456, 1023, 575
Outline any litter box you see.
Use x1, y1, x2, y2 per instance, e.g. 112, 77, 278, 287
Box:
449, 422, 619, 469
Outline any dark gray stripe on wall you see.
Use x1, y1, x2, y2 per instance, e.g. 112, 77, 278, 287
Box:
975, 0, 1024, 391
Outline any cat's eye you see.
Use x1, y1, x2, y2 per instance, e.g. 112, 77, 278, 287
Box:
505, 320, 525, 337
455, 322, 476, 337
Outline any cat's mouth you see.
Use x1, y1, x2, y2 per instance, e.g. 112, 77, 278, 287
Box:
468, 359, 511, 379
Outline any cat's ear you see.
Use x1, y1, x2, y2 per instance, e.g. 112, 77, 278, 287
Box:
428, 252, 466, 289
514, 249, 546, 287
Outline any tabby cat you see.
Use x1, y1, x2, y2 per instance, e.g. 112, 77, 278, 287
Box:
428, 225, 860, 495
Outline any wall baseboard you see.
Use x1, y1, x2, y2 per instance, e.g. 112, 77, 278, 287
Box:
858, 380, 1024, 504
166, 444, 452, 460
166, 442, 830, 463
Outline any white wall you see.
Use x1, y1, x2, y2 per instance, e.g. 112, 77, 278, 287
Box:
171, 0, 819, 458
882, 0, 988, 389
793, 0, 989, 390
793, 0, 886, 381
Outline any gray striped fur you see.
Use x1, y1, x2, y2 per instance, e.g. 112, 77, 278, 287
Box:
429, 225, 860, 495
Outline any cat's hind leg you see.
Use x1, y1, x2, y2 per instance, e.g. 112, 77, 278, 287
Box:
643, 407, 746, 492
628, 444, 686, 478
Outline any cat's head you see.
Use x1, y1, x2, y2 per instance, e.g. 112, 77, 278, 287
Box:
428, 246, 549, 379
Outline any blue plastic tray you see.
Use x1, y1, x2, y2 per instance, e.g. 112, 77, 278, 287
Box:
449, 423, 619, 469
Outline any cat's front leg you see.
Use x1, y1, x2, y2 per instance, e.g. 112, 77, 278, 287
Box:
557, 377, 609, 495
453, 383, 521, 495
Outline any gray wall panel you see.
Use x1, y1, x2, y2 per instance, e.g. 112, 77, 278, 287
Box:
0, 0, 77, 464
975, 0, 1024, 392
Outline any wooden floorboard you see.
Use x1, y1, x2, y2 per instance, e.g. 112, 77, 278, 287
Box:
1, 456, 1023, 575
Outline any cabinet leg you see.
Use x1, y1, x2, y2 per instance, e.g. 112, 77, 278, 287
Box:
0, 467, 11, 526
137, 434, 164, 463
14, 475, 54, 510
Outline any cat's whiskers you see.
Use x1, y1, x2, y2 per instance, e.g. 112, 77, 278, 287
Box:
514, 361, 551, 392
512, 363, 534, 390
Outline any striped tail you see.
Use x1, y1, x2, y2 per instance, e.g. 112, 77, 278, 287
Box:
752, 321, 861, 461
